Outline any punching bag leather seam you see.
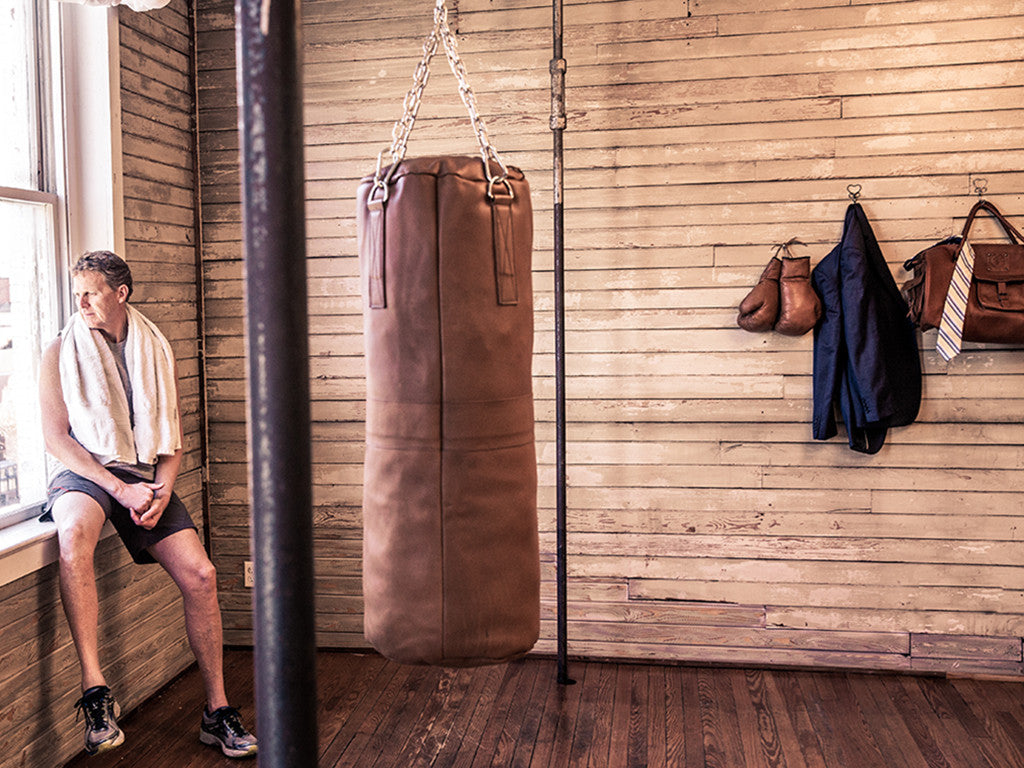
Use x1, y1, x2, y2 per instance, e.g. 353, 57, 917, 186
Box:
435, 170, 448, 663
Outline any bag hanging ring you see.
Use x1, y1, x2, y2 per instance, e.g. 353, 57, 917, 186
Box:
372, 0, 513, 202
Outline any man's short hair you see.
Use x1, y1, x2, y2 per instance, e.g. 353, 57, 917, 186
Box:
72, 251, 133, 300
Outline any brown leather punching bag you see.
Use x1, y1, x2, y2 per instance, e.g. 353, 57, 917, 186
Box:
356, 155, 540, 667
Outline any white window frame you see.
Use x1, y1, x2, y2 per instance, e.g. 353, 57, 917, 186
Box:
58, 2, 126, 260
0, 1, 124, 585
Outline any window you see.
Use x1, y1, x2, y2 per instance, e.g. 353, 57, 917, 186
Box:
0, 0, 64, 527
0, 0, 122, 538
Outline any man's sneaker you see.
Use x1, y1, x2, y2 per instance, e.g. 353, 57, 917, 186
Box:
199, 705, 258, 758
74, 685, 124, 754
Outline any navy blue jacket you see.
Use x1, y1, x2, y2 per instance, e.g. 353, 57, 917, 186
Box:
811, 204, 922, 454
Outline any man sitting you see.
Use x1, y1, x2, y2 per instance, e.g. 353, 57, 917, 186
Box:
39, 251, 257, 758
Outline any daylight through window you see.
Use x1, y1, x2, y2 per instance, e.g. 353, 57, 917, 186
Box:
0, 0, 64, 526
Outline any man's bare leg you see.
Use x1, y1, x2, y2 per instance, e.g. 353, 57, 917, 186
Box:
50, 492, 107, 691
149, 529, 229, 710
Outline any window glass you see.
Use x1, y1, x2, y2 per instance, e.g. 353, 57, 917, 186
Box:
0, 0, 40, 190
0, 199, 58, 521
0, 0, 62, 527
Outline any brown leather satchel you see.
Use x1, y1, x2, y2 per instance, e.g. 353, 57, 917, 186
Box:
356, 0, 539, 667
902, 199, 1024, 344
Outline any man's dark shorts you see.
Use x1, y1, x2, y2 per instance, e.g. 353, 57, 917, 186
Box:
41, 468, 197, 564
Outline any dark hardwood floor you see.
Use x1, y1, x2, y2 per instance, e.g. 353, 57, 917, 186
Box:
64, 649, 1024, 767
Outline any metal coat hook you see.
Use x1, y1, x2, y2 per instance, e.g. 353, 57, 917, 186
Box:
973, 178, 988, 198
847, 184, 862, 203
772, 237, 806, 259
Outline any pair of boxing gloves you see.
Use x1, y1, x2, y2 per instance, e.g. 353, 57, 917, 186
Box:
737, 254, 822, 336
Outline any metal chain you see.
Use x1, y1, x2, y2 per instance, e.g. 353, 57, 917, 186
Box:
435, 2, 509, 181
374, 0, 509, 198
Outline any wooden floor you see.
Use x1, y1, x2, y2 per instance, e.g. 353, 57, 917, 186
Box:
64, 649, 1024, 768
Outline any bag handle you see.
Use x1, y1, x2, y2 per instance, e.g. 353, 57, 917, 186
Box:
370, 0, 511, 204
959, 199, 1024, 246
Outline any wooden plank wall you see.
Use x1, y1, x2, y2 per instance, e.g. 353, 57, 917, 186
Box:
0, 4, 202, 767
195, 0, 1024, 675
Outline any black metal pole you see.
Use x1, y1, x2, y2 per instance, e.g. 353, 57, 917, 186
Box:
551, 0, 573, 686
236, 0, 318, 764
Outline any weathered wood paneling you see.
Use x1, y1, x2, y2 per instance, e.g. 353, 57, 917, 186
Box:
0, 4, 203, 767
115, 0, 209, 739
196, 0, 1024, 672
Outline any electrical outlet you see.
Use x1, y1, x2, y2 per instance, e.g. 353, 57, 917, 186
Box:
244, 560, 255, 588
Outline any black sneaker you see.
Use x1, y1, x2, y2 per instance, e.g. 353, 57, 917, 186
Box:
74, 685, 124, 754
199, 705, 258, 758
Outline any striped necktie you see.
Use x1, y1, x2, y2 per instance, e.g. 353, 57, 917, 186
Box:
935, 238, 976, 361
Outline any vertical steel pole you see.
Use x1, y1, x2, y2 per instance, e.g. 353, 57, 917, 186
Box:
551, 0, 573, 686
236, 0, 318, 764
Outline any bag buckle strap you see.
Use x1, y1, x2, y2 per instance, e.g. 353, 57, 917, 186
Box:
490, 184, 518, 305
366, 196, 386, 309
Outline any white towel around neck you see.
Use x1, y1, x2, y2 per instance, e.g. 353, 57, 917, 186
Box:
58, 304, 181, 467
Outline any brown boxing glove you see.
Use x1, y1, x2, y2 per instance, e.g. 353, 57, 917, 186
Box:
737, 256, 782, 332
774, 255, 822, 336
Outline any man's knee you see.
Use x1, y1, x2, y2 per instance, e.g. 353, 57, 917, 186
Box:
194, 558, 217, 594
51, 493, 105, 564
178, 554, 218, 599
150, 530, 219, 599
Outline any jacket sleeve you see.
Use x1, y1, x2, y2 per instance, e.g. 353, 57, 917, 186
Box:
811, 250, 840, 442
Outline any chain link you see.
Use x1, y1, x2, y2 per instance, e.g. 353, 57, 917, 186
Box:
373, 0, 509, 197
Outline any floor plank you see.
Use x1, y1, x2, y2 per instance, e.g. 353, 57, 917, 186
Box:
529, 661, 583, 768
62, 650, 1024, 768
430, 664, 504, 768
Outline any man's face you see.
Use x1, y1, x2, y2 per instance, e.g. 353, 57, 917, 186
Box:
72, 270, 129, 339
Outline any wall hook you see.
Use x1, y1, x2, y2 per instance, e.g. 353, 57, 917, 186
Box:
847, 184, 862, 203
772, 237, 806, 259
972, 178, 988, 198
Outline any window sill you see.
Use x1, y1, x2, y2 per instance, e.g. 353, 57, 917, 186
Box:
0, 516, 115, 589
